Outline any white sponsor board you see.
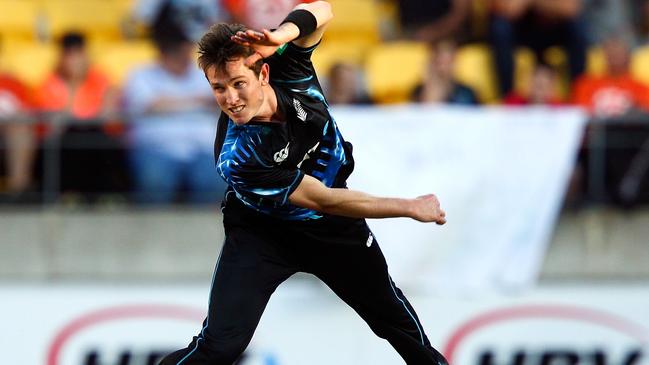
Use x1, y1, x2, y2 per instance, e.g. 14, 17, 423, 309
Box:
1, 283, 647, 365
334, 105, 587, 294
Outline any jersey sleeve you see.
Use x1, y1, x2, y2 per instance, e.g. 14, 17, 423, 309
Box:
266, 41, 320, 83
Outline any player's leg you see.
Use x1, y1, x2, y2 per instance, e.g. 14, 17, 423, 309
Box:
308, 231, 448, 365
159, 225, 297, 365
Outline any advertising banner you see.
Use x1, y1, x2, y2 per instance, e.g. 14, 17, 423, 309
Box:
334, 106, 587, 293
1, 284, 647, 365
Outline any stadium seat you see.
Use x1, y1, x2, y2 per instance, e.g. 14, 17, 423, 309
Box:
453, 44, 499, 103
1, 41, 57, 86
91, 41, 157, 85
325, 0, 381, 47
365, 41, 429, 104
42, 0, 131, 40
312, 41, 368, 78
631, 46, 649, 86
0, 0, 40, 40
586, 46, 606, 76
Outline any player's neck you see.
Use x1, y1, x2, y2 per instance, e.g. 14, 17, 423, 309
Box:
252, 84, 283, 122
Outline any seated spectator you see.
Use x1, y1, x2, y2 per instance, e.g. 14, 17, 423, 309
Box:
572, 32, 649, 117
123, 15, 225, 205
504, 63, 564, 106
398, 0, 472, 44
411, 39, 479, 105
34, 32, 126, 201
489, 0, 588, 98
325, 62, 373, 106
223, 0, 313, 30
0, 66, 35, 198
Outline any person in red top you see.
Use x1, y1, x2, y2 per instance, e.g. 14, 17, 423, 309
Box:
504, 63, 564, 106
0, 70, 35, 197
34, 32, 127, 201
572, 33, 649, 117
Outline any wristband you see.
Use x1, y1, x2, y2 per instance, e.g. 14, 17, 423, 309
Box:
280, 9, 318, 39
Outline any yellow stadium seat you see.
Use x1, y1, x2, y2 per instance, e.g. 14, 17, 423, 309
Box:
42, 0, 130, 40
91, 41, 157, 85
326, 0, 381, 46
365, 42, 429, 104
631, 46, 649, 86
453, 44, 498, 103
1, 42, 57, 86
312, 41, 369, 78
0, 0, 39, 40
586, 46, 606, 76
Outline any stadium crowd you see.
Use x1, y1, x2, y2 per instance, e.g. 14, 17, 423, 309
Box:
1, 0, 649, 205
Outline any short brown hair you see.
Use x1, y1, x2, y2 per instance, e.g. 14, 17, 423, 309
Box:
197, 23, 264, 75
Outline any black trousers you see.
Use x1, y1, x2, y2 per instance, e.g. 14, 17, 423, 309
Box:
160, 199, 448, 365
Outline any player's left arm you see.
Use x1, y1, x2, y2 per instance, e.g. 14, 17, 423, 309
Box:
232, 1, 333, 66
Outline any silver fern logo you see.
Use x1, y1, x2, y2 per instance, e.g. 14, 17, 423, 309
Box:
274, 142, 290, 163
293, 98, 307, 121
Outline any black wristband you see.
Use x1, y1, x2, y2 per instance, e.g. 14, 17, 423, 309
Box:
280, 9, 318, 39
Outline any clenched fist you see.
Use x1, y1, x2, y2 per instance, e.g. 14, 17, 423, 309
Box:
409, 194, 446, 225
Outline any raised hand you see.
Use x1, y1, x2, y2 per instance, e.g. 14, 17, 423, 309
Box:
231, 27, 297, 66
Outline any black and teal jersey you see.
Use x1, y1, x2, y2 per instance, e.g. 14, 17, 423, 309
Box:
214, 42, 355, 220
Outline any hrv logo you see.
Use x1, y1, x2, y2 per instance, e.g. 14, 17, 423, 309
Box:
293, 98, 307, 122
274, 142, 290, 163
443, 305, 649, 365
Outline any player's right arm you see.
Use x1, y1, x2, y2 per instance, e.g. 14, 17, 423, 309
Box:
232, 0, 333, 66
288, 175, 447, 224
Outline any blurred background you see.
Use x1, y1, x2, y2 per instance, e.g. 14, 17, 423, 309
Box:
0, 0, 648, 364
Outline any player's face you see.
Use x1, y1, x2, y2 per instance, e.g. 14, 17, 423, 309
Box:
206, 58, 269, 125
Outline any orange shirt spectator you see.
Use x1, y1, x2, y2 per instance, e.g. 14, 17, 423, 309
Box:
571, 33, 649, 117
34, 32, 119, 136
35, 67, 111, 120
572, 74, 649, 116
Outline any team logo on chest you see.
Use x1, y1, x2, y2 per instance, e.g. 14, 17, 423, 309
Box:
274, 142, 290, 163
293, 98, 307, 122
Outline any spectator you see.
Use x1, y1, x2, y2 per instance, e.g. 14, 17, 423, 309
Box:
634, 0, 649, 44
397, 0, 472, 44
34, 32, 126, 200
325, 62, 373, 106
123, 18, 224, 205
582, 0, 633, 44
134, 0, 223, 42
223, 0, 313, 30
411, 39, 479, 105
0, 60, 35, 197
585, 0, 649, 45
504, 63, 564, 105
489, 0, 588, 98
572, 32, 649, 117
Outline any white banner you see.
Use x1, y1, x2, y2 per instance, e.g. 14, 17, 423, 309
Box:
334, 105, 587, 294
1, 284, 648, 365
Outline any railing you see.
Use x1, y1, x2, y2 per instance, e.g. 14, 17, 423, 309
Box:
2, 107, 649, 207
